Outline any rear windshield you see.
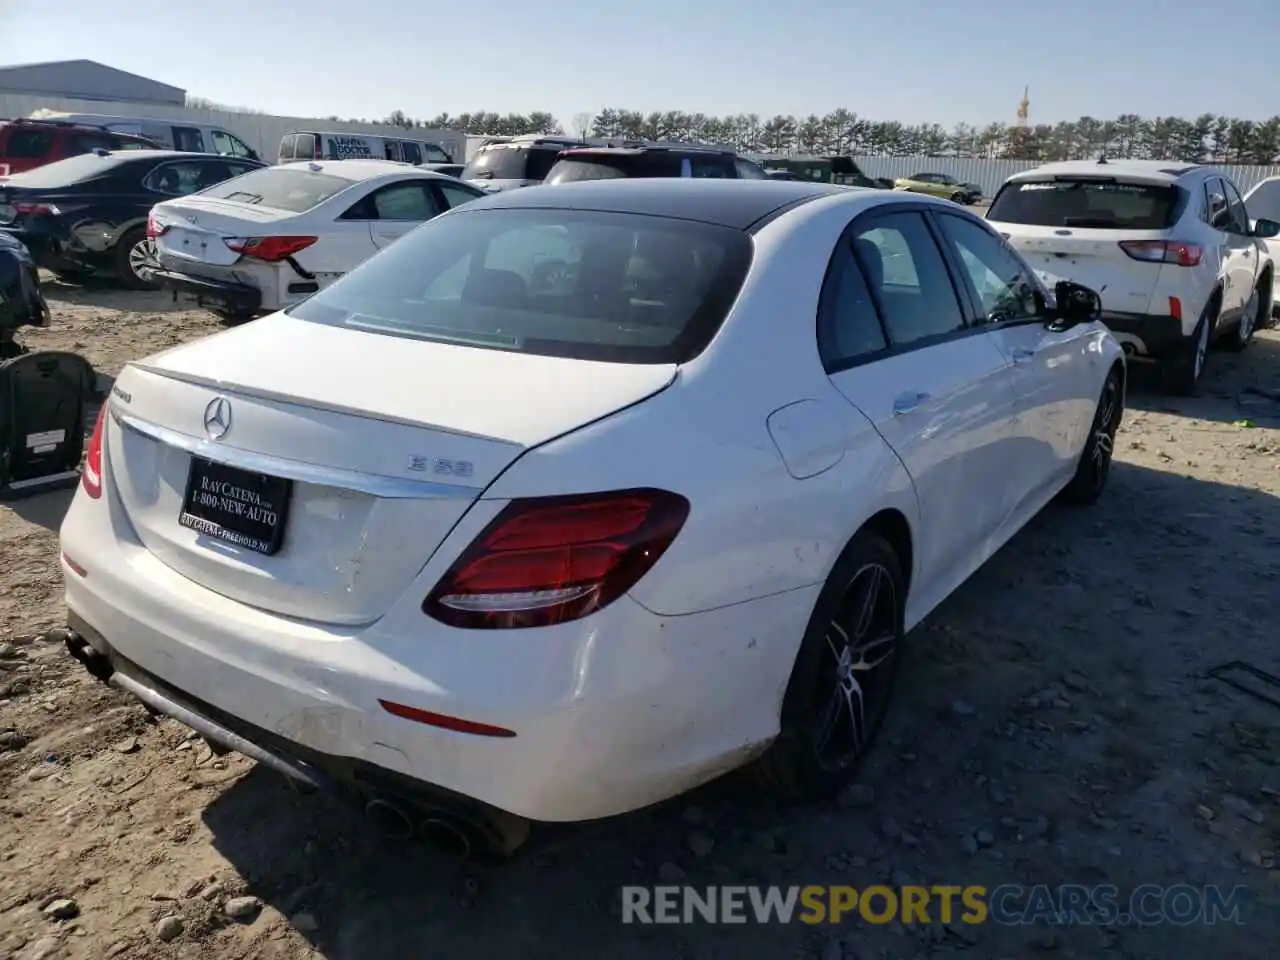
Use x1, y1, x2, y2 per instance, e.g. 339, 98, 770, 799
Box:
287, 207, 753, 364
544, 154, 682, 184
200, 167, 353, 212
1, 153, 130, 187
988, 178, 1181, 229
462, 145, 562, 182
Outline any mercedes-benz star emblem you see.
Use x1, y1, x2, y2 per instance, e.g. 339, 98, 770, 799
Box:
203, 397, 232, 440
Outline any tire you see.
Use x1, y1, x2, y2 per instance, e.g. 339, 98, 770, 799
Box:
1060, 367, 1124, 506
753, 531, 905, 800
114, 227, 160, 290
1221, 276, 1270, 352
1162, 297, 1215, 396
949, 191, 966, 204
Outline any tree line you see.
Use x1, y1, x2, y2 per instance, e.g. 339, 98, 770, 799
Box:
365, 107, 1280, 166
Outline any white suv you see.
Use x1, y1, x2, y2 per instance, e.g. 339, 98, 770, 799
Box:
986, 159, 1279, 394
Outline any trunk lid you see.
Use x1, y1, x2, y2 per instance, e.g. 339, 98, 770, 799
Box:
105, 313, 677, 625
153, 197, 299, 268
992, 224, 1167, 313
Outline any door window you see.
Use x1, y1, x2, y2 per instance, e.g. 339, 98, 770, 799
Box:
400, 142, 423, 165
212, 129, 253, 158
1222, 179, 1249, 234
817, 241, 888, 369
2, 129, 54, 159
143, 160, 209, 196
936, 214, 1040, 322
689, 154, 729, 178
173, 127, 205, 152
366, 182, 440, 220
279, 134, 297, 160
850, 212, 966, 346
1204, 179, 1232, 231
435, 181, 484, 209
734, 157, 768, 179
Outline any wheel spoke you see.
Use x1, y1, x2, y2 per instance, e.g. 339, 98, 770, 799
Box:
850, 632, 895, 672
851, 565, 883, 640
825, 621, 849, 664
840, 670, 866, 750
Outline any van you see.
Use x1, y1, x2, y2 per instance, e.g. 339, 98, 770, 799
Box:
28, 111, 258, 161
278, 131, 453, 166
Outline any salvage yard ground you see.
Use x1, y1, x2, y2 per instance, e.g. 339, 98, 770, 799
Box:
1, 279, 1279, 960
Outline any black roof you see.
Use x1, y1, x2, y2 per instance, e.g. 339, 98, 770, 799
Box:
465, 178, 858, 230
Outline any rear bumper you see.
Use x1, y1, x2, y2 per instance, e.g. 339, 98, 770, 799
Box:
57, 472, 813, 823
1098, 311, 1188, 358
0, 228, 90, 275
154, 269, 262, 315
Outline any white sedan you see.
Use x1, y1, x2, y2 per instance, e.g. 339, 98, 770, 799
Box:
149, 159, 486, 323
60, 180, 1125, 858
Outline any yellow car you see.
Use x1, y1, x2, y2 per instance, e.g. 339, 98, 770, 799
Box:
892, 172, 982, 205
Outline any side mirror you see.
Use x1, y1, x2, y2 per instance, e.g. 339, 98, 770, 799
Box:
1252, 218, 1280, 239
1051, 280, 1101, 327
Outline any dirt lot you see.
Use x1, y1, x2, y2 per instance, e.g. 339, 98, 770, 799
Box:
2, 280, 1279, 960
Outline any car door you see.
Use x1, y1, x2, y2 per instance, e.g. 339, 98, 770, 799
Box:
823, 208, 1019, 600
1220, 178, 1260, 321
351, 180, 443, 249
933, 210, 1093, 513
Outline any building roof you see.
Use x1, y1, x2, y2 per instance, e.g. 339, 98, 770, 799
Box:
0, 60, 185, 105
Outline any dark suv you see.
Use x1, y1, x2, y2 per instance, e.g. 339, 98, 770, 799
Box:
0, 118, 159, 177
461, 135, 587, 193
544, 145, 769, 184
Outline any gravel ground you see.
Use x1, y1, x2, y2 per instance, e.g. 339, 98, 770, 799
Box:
1, 280, 1279, 960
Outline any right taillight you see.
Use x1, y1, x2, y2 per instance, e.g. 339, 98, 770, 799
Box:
1118, 239, 1202, 267
423, 488, 690, 630
82, 402, 107, 499
145, 212, 168, 239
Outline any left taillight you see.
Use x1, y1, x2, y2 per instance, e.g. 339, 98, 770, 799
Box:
423, 488, 690, 630
81, 403, 107, 499
146, 212, 168, 238
223, 236, 318, 262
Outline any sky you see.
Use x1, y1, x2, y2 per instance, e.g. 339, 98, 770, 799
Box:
2, 0, 1278, 131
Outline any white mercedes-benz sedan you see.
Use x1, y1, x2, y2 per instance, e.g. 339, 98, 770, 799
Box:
59, 179, 1125, 857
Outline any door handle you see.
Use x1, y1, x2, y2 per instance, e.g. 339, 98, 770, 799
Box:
1011, 346, 1037, 362
892, 391, 931, 415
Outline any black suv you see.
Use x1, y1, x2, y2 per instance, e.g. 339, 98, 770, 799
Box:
543, 145, 769, 184
0, 149, 264, 288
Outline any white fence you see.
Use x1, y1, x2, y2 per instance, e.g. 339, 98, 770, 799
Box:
0, 94, 467, 164
849, 155, 1280, 200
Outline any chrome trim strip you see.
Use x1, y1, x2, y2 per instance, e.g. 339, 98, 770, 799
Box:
111, 409, 482, 500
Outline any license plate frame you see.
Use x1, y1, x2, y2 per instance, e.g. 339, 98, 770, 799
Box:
178, 457, 292, 556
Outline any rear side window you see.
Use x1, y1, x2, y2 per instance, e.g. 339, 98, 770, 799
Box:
287, 208, 753, 364
68, 132, 114, 156
2, 129, 55, 159
200, 167, 353, 212
279, 134, 297, 160
400, 142, 422, 164
988, 178, 1181, 229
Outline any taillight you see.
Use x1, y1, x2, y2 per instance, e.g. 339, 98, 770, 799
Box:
424, 489, 690, 630
1118, 240, 1203, 267
14, 201, 61, 216
146, 212, 168, 238
223, 236, 318, 262
82, 403, 107, 499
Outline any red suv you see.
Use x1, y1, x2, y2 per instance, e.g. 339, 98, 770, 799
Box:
0, 119, 160, 177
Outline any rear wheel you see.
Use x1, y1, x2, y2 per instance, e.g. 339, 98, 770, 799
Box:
1162, 298, 1215, 396
1222, 277, 1269, 352
114, 227, 160, 290
754, 532, 904, 799
949, 191, 966, 204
